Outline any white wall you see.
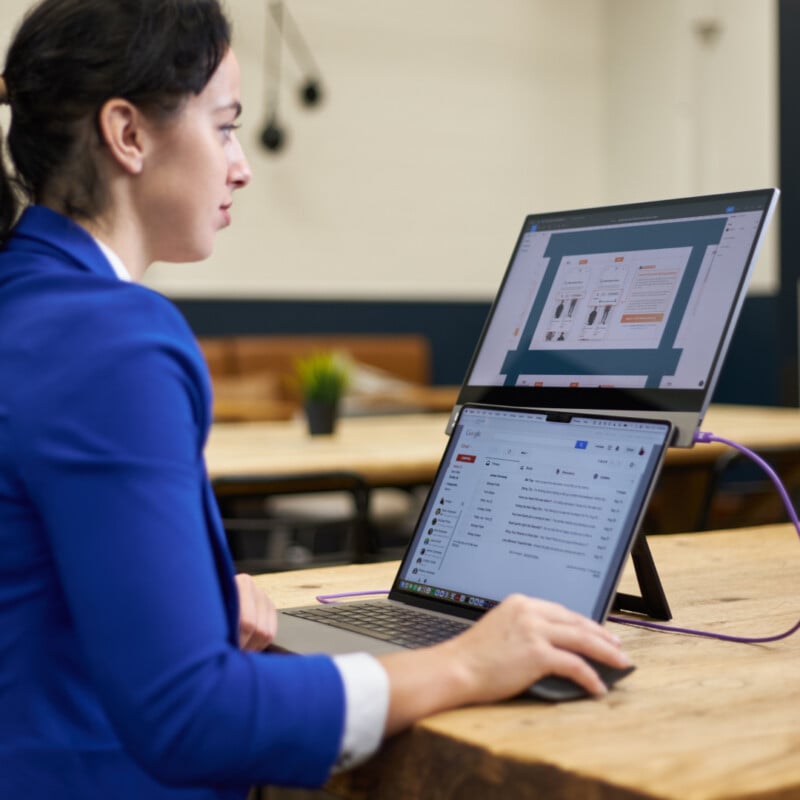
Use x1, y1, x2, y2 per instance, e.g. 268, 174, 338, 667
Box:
146, 0, 611, 300
0, 0, 778, 299
606, 0, 779, 291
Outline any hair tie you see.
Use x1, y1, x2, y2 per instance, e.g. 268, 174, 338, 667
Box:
0, 76, 8, 105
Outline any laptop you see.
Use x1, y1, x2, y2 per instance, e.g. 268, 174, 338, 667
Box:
272, 404, 672, 696
449, 189, 779, 446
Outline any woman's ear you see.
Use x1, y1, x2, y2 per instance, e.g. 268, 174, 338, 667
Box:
97, 98, 146, 175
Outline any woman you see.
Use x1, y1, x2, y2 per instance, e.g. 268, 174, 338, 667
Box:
0, 1, 630, 797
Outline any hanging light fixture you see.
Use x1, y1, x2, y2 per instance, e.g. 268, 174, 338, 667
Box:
259, 0, 326, 153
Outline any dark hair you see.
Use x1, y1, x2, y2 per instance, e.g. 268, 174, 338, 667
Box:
0, 0, 231, 242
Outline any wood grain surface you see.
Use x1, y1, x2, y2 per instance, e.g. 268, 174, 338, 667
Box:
254, 525, 800, 800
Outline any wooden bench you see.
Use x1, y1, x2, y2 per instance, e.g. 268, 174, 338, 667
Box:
197, 334, 438, 421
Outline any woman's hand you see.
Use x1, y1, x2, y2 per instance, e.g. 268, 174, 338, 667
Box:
379, 594, 631, 735
437, 594, 628, 703
234, 573, 278, 651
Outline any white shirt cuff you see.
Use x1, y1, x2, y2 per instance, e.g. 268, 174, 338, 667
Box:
331, 652, 389, 772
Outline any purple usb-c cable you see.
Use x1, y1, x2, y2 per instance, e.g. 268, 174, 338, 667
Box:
606, 430, 800, 643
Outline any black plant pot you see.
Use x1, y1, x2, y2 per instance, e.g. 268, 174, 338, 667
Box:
304, 400, 339, 436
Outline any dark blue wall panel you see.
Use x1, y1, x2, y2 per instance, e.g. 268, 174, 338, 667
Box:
711, 295, 781, 406
173, 298, 491, 386
173, 295, 780, 406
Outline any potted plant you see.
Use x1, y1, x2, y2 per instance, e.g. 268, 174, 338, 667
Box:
293, 351, 351, 435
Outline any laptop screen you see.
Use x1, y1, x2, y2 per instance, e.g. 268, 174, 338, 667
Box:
451, 189, 779, 446
392, 405, 672, 620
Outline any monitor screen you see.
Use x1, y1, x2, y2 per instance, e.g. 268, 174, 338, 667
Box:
452, 189, 779, 446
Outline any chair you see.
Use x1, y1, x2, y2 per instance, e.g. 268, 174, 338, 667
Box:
212, 472, 372, 573
695, 445, 800, 531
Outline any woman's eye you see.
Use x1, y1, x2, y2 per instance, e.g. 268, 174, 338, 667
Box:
221, 123, 241, 140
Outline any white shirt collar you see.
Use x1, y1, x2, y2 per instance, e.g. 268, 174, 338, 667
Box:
93, 237, 133, 282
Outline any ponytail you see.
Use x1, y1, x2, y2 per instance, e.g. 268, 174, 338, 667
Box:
0, 76, 21, 244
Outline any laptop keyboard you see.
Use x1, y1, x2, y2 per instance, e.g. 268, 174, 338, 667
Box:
285, 601, 471, 648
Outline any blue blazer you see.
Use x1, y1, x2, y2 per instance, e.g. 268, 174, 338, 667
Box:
0, 207, 345, 799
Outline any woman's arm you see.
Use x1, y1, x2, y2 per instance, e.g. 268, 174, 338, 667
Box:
23, 296, 346, 787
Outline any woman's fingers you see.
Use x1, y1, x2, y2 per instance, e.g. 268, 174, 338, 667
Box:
234, 573, 278, 651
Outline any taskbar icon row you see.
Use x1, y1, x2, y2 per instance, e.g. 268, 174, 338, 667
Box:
398, 580, 497, 611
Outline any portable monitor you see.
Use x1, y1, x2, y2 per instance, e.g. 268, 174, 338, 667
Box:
450, 189, 779, 447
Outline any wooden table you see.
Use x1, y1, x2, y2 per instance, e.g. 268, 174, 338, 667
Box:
254, 524, 800, 800
206, 405, 800, 533
668, 403, 800, 463
206, 411, 454, 488
206, 405, 800, 483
